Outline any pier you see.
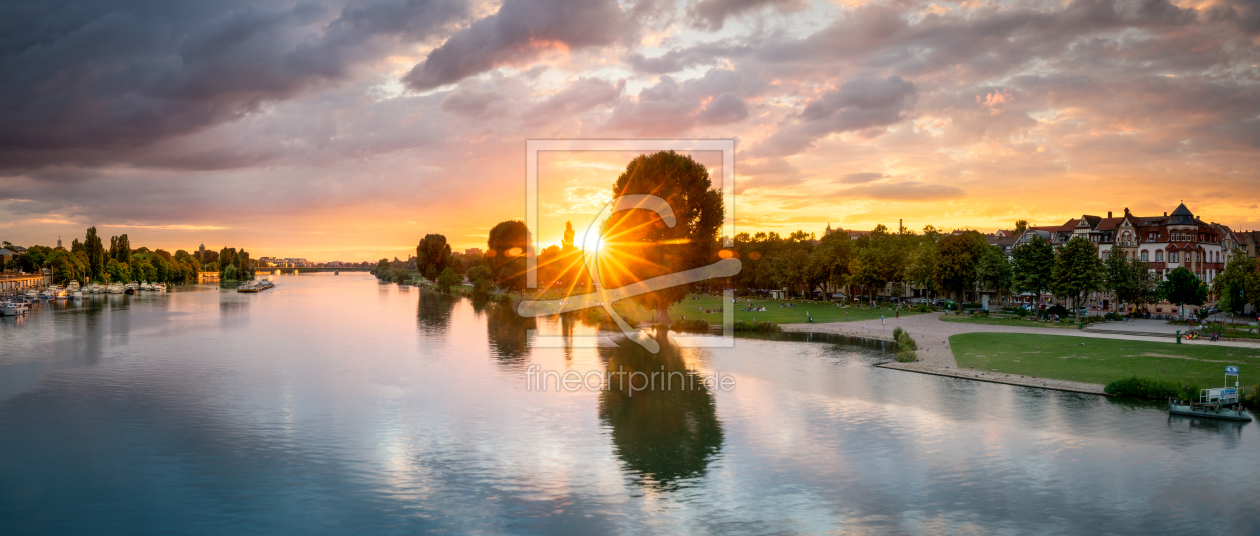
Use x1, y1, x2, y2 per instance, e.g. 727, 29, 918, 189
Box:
0, 271, 53, 296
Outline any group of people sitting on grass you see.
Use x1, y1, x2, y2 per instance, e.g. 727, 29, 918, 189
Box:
697, 307, 724, 314
1184, 331, 1221, 341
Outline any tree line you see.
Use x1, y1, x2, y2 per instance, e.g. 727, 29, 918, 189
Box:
3, 227, 254, 285
369, 150, 1248, 323
729, 224, 1237, 319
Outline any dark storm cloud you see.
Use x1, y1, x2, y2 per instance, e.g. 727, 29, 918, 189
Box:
402, 0, 630, 91
754, 75, 915, 157
0, 0, 467, 170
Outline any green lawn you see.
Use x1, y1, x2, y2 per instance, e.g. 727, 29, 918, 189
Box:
939, 315, 1080, 330
489, 289, 921, 326
950, 333, 1260, 386
661, 294, 921, 325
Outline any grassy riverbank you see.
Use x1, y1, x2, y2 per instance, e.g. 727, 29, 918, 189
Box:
939, 315, 1080, 330
950, 333, 1260, 386
436, 287, 920, 327
662, 293, 922, 326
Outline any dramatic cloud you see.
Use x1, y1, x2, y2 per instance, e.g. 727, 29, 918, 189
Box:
402, 0, 630, 90
0, 0, 468, 169
2, 0, 1259, 259
689, 0, 807, 30
600, 70, 755, 135
753, 75, 916, 157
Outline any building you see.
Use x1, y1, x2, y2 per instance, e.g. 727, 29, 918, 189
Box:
464, 248, 483, 256
823, 224, 869, 240
1010, 203, 1240, 314
1015, 204, 1234, 284
1235, 230, 1260, 259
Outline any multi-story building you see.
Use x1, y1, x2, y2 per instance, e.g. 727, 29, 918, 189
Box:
1011, 203, 1244, 314
1018, 203, 1236, 284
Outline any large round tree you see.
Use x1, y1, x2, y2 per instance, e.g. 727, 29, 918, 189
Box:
601, 151, 724, 324
416, 233, 452, 281
487, 220, 530, 292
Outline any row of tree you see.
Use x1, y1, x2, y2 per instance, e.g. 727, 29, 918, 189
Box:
373, 150, 1247, 324
3, 228, 254, 285
727, 224, 1227, 319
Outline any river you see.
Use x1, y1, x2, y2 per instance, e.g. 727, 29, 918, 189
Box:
1, 273, 1256, 535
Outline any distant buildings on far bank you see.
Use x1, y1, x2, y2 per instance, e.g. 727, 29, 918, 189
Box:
826, 203, 1259, 285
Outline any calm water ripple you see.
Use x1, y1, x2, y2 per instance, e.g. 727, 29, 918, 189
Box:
1, 273, 1257, 535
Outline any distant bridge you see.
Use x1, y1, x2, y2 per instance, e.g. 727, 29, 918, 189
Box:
262, 267, 371, 274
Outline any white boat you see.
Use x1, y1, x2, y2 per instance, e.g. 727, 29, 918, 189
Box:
72, 291, 84, 299
1169, 366, 1253, 422
0, 301, 29, 316
152, 283, 167, 292
141, 282, 153, 291
25, 290, 38, 300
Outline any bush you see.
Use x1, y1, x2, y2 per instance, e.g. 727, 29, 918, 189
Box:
435, 267, 461, 292
894, 329, 919, 362
1016, 308, 1029, 317
1243, 385, 1260, 409
1047, 304, 1069, 317
671, 318, 710, 332
895, 330, 918, 351
1104, 376, 1201, 401
733, 320, 780, 332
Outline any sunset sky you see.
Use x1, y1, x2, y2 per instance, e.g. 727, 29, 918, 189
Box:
2, 0, 1259, 261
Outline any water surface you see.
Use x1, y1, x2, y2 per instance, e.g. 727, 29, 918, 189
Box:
1, 274, 1256, 535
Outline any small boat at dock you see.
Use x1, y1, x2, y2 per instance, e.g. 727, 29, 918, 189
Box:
1, 301, 30, 316
1169, 366, 1252, 422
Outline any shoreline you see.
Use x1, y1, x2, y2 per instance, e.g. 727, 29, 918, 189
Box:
875, 361, 1110, 396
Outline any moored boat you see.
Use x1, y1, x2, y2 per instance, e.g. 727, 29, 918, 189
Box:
1169, 366, 1252, 422
1, 301, 30, 316
236, 279, 275, 293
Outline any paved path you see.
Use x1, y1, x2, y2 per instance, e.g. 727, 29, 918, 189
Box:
782, 312, 1260, 395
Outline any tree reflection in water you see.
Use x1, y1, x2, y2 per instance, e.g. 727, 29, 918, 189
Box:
599, 332, 723, 491
485, 302, 535, 364
416, 290, 457, 335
